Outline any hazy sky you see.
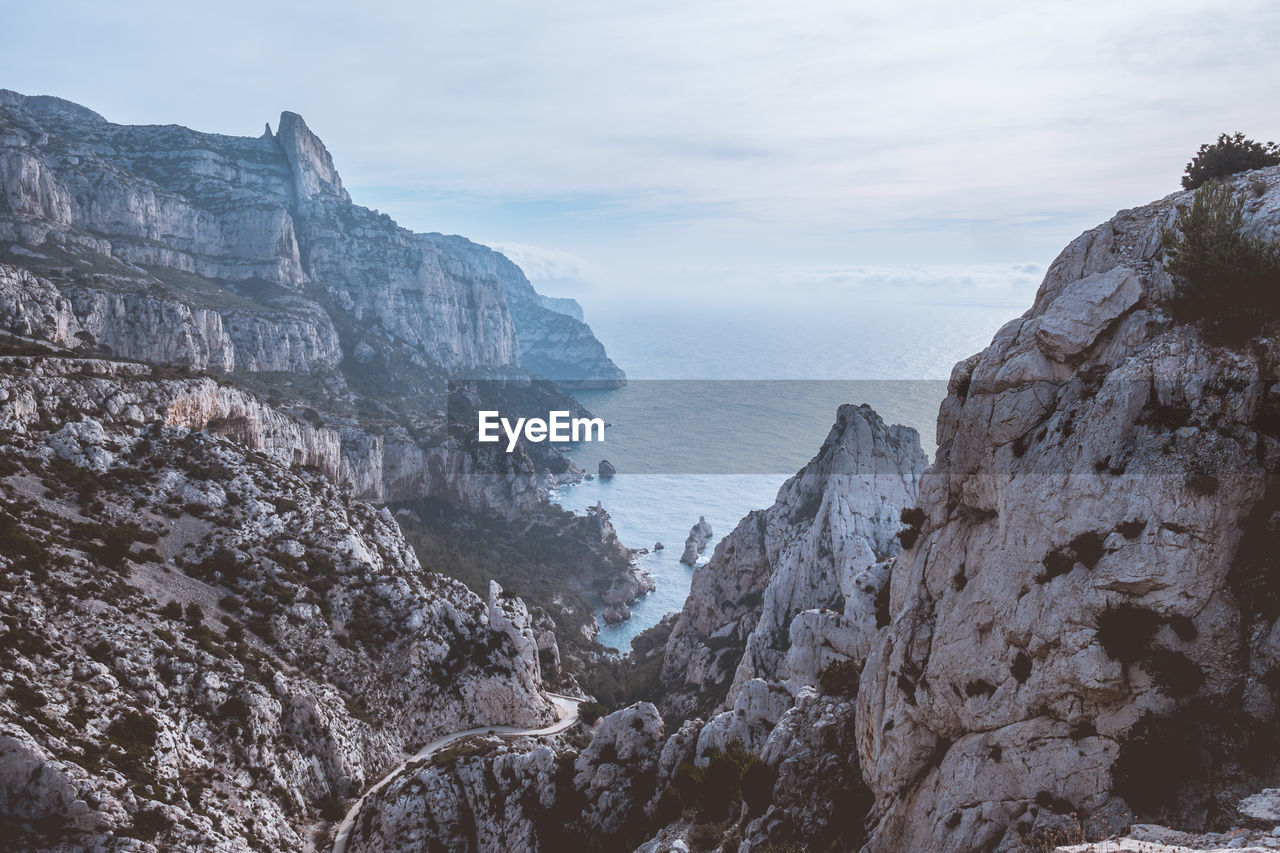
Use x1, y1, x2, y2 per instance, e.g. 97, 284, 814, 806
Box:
4, 0, 1279, 305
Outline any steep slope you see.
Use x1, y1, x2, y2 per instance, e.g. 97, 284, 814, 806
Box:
0, 355, 554, 852
857, 164, 1280, 851
327, 405, 926, 852
0, 90, 639, 853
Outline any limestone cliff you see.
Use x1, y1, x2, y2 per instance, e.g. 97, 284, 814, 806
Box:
0, 89, 623, 516
603, 167, 1280, 853
659, 404, 926, 725
0, 89, 623, 386
858, 164, 1280, 852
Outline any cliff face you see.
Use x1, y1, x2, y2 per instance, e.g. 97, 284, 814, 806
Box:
858, 165, 1280, 851
0, 89, 626, 515
421, 234, 626, 389
0, 91, 638, 852
0, 89, 623, 385
601, 168, 1280, 853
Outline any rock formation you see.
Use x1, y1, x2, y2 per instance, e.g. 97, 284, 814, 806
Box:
661, 405, 926, 724
0, 356, 555, 851
537, 294, 585, 322
0, 89, 635, 853
0, 89, 622, 387
0, 89, 624, 517
856, 164, 1280, 852
678, 516, 714, 566
598, 459, 617, 479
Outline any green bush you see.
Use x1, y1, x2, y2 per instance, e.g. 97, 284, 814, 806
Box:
665, 741, 775, 825
1182, 132, 1280, 190
818, 658, 861, 697
1163, 181, 1280, 343
577, 701, 607, 725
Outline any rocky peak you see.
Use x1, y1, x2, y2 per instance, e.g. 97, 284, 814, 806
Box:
274, 110, 351, 206
659, 402, 926, 724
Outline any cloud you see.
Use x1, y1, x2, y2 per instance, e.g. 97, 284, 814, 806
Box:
489, 242, 597, 292
777, 263, 1044, 305
5, 0, 1280, 272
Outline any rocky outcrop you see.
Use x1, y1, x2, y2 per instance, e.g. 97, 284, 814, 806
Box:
678, 516, 713, 566
857, 165, 1280, 851
488, 580, 543, 693
0, 89, 630, 521
602, 570, 657, 627
660, 404, 926, 724
420, 234, 624, 388
0, 360, 555, 851
346, 736, 568, 853
573, 703, 665, 835
344, 702, 664, 851
598, 459, 617, 479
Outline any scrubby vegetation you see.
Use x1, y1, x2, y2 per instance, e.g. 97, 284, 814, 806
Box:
578, 616, 675, 713
393, 496, 631, 679
1162, 181, 1280, 344
654, 741, 776, 826
818, 657, 861, 697
898, 506, 925, 550
1182, 132, 1280, 190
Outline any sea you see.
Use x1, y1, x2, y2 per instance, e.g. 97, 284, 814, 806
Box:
549, 284, 1036, 652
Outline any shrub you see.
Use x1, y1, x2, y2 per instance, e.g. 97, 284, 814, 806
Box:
1146, 648, 1205, 699
898, 506, 925, 550
688, 822, 725, 852
1069, 531, 1106, 569
8, 681, 48, 713
818, 658, 861, 697
1011, 652, 1032, 684
159, 601, 183, 620
217, 696, 250, 722
1096, 603, 1163, 666
1182, 132, 1280, 190
1163, 181, 1280, 343
653, 786, 685, 824
577, 701, 606, 725
132, 805, 173, 841
316, 795, 347, 821
107, 710, 159, 752
964, 679, 996, 698
740, 759, 776, 816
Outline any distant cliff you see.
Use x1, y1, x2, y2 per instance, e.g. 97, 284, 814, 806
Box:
0, 89, 624, 388
0, 89, 628, 514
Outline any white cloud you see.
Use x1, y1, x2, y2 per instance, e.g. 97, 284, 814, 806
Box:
5, 0, 1279, 273
488, 242, 596, 287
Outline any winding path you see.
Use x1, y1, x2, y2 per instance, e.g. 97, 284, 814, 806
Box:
331, 693, 582, 853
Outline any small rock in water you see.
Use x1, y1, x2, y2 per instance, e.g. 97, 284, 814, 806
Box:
598, 459, 616, 479
654, 541, 664, 551
602, 603, 631, 623
680, 516, 713, 565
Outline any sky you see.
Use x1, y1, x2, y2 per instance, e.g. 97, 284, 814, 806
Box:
3, 0, 1280, 310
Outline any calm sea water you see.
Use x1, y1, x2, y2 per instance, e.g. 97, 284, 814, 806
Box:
550, 292, 1031, 652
